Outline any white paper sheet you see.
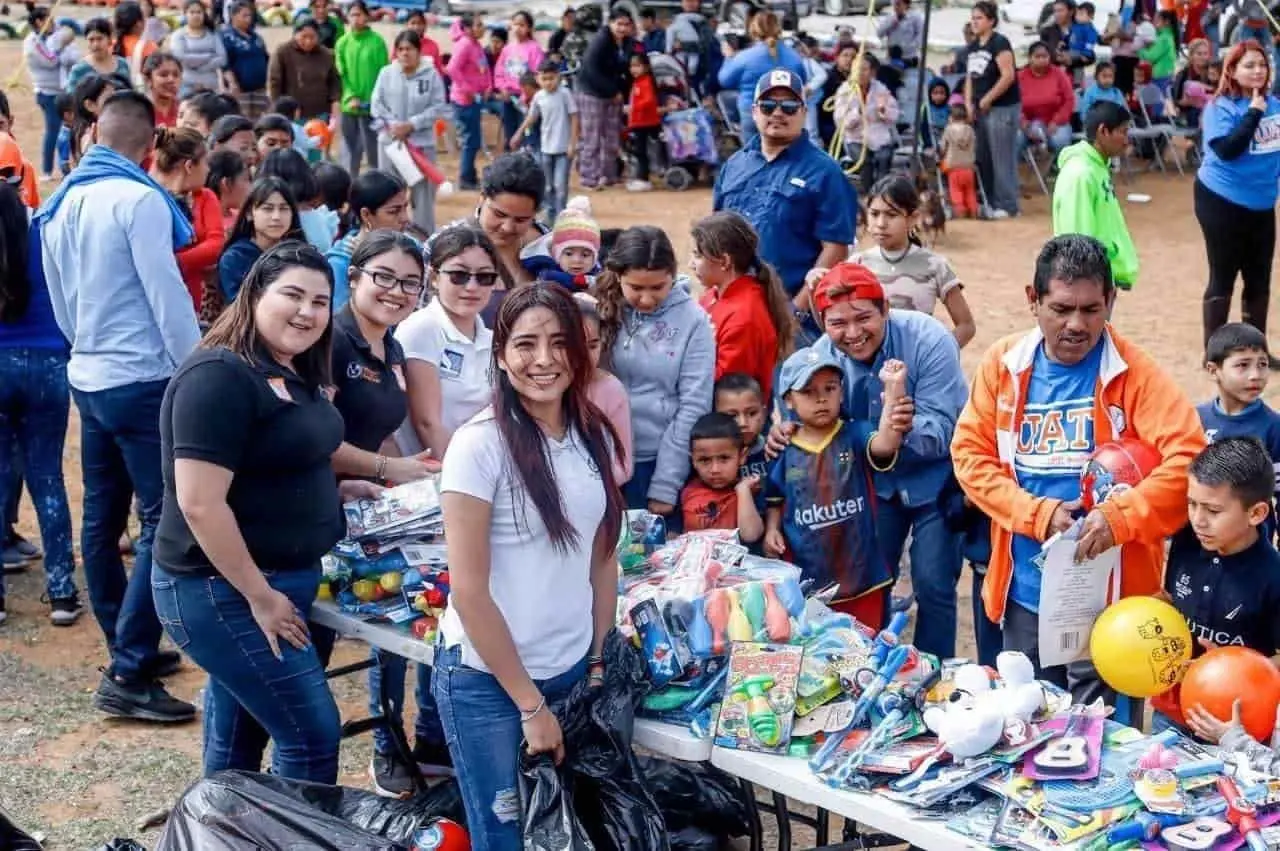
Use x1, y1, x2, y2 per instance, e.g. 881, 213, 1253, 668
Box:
1036, 527, 1120, 668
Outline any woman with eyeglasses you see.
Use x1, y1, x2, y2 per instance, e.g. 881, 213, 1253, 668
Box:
326, 169, 411, 311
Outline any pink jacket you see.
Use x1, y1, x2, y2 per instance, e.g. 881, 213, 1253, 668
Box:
445, 20, 489, 106
494, 38, 544, 95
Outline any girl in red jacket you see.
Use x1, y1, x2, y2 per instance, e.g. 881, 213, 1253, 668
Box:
691, 211, 794, 401
626, 52, 664, 192
150, 126, 225, 314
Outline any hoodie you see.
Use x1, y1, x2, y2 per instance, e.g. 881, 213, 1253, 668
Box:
445, 21, 489, 107
1139, 25, 1176, 79
1052, 140, 1139, 289
371, 59, 449, 151
607, 279, 716, 505
1077, 81, 1126, 118
494, 37, 545, 96
24, 28, 78, 94
336, 27, 389, 114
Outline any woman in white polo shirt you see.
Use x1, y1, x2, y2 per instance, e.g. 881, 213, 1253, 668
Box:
434, 284, 624, 851
395, 226, 506, 458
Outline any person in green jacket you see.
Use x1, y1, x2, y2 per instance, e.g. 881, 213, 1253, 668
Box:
335, 0, 388, 174
1140, 10, 1178, 89
1052, 100, 1139, 299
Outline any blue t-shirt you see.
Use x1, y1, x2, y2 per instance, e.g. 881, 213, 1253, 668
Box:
763, 420, 890, 602
1198, 397, 1280, 540
1198, 94, 1280, 211
1009, 341, 1104, 612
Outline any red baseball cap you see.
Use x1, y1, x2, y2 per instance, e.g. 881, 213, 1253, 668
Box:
812, 263, 885, 314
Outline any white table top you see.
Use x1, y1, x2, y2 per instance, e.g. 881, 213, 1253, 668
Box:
633, 719, 714, 763
710, 747, 988, 851
312, 600, 436, 666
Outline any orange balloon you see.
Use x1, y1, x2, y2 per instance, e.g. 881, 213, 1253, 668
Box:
1180, 646, 1280, 742
303, 118, 332, 150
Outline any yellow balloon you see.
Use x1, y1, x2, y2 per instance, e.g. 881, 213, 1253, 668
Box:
1090, 596, 1193, 698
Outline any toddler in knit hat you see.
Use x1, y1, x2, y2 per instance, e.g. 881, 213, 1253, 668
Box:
546, 196, 601, 290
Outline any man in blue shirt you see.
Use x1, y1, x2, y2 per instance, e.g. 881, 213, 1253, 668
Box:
41, 92, 201, 724
767, 263, 969, 659
714, 69, 856, 347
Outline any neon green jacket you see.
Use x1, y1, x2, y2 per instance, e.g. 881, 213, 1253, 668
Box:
1052, 140, 1139, 289
335, 27, 388, 114
1139, 27, 1176, 79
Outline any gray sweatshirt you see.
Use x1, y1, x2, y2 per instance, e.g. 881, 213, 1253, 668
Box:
24, 30, 78, 95
168, 28, 227, 94
1220, 722, 1280, 774
607, 279, 715, 505
370, 61, 449, 151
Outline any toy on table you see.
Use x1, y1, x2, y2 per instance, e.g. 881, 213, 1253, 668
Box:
1033, 705, 1092, 775
809, 643, 911, 773
1161, 817, 1234, 849
1219, 775, 1268, 851
1090, 594, 1193, 699
726, 587, 753, 643
922, 651, 1045, 762
714, 642, 803, 754
1180, 646, 1280, 743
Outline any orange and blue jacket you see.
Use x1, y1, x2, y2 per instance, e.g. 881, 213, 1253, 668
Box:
951, 325, 1206, 624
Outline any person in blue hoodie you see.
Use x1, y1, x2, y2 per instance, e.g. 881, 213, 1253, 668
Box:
595, 226, 715, 524
1078, 60, 1127, 119
717, 11, 806, 146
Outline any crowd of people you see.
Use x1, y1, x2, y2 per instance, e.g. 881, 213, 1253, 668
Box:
3, 1, 1280, 849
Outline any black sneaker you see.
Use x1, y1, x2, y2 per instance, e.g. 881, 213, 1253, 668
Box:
148, 650, 184, 679
370, 751, 417, 798
92, 671, 196, 723
49, 594, 83, 627
411, 738, 455, 777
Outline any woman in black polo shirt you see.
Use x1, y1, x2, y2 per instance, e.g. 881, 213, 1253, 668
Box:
152, 241, 377, 782
965, 0, 1022, 218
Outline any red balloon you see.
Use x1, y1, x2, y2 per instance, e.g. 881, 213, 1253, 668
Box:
412, 818, 469, 851
1080, 438, 1163, 512
1180, 646, 1280, 742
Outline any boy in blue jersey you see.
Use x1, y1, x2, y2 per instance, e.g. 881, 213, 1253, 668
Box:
763, 347, 908, 629
1198, 323, 1280, 537
714, 372, 770, 482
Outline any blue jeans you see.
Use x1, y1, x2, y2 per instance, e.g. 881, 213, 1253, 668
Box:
153, 563, 341, 782
622, 458, 657, 510
432, 644, 587, 851
36, 92, 61, 176
541, 152, 570, 219
72, 379, 168, 683
368, 653, 444, 754
0, 349, 75, 600
500, 98, 523, 147
457, 102, 483, 186
875, 496, 964, 659
1018, 121, 1074, 158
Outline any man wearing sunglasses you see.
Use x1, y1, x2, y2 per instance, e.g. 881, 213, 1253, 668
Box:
713, 69, 856, 348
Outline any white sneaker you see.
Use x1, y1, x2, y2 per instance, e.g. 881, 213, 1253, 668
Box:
989, 209, 1010, 220
626, 179, 652, 192
39, 173, 55, 183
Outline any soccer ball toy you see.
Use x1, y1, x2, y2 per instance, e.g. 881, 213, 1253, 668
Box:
1079, 438, 1161, 512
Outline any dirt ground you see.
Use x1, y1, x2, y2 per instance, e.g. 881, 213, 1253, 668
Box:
0, 17, 1275, 851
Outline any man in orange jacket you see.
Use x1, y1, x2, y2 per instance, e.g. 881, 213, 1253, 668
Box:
952, 235, 1205, 704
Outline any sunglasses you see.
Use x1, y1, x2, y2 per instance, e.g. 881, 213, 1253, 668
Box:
757, 98, 803, 116
438, 268, 500, 288
356, 266, 425, 296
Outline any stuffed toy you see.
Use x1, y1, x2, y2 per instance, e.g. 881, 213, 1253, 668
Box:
922, 651, 1045, 759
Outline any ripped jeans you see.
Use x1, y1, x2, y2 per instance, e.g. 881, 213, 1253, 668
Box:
432, 643, 587, 851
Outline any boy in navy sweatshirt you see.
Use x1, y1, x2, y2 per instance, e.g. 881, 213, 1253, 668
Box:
1197, 323, 1280, 538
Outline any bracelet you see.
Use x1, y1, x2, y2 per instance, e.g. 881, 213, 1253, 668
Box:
587, 654, 604, 665
374, 454, 388, 480
520, 695, 546, 723
588, 670, 605, 682
865, 430, 898, 473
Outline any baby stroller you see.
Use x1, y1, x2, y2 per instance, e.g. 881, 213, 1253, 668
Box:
661, 108, 721, 190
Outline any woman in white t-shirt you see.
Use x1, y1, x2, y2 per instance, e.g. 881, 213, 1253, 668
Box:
395, 227, 500, 458
433, 284, 625, 850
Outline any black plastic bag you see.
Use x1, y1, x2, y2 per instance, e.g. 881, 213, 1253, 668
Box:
519, 752, 595, 851
634, 756, 750, 838
667, 827, 718, 851
0, 808, 43, 851
93, 842, 147, 851
155, 770, 464, 851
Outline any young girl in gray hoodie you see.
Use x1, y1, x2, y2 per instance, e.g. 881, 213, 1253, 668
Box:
596, 226, 716, 522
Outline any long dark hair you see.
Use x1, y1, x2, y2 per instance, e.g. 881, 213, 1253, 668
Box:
341, 169, 407, 237
203, 240, 335, 387
112, 1, 144, 53
348, 228, 425, 304
427, 225, 511, 296
691, 211, 793, 360
224, 176, 305, 250
592, 225, 677, 356
0, 184, 31, 323
491, 284, 624, 553
867, 173, 925, 248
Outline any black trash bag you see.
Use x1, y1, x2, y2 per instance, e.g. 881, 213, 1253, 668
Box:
667, 827, 719, 851
634, 756, 750, 838
0, 808, 43, 851
551, 631, 669, 851
518, 752, 595, 851
93, 842, 147, 851
155, 770, 464, 851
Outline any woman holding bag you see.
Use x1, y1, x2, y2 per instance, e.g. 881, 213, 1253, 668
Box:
372, 30, 447, 237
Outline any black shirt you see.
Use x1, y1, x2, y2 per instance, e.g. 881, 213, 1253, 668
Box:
330, 306, 407, 454
576, 29, 638, 100
156, 347, 346, 576
966, 32, 1021, 109
1165, 524, 1280, 656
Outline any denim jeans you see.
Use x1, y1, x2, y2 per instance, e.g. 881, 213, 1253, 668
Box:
368, 653, 444, 754
975, 102, 1021, 216
36, 92, 61, 176
1019, 121, 1074, 159
153, 563, 341, 782
500, 99, 523, 147
540, 152, 570, 219
0, 349, 75, 600
456, 102, 483, 187
432, 644, 587, 851
875, 496, 964, 659
72, 379, 168, 683
622, 458, 657, 511
341, 113, 379, 174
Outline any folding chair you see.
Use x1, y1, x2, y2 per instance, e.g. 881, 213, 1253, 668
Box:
1021, 137, 1052, 197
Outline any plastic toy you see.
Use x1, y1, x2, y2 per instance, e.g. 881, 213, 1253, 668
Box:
1079, 437, 1162, 511
731, 674, 782, 747
1180, 646, 1280, 742
1033, 706, 1090, 775
411, 818, 469, 851
922, 652, 1044, 761
1107, 810, 1195, 844
1090, 595, 1192, 697
703, 588, 732, 656
303, 118, 333, 151
1161, 817, 1233, 849
810, 644, 911, 772
762, 582, 792, 642
726, 588, 753, 643
715, 643, 803, 754
1219, 775, 1268, 851
740, 582, 766, 639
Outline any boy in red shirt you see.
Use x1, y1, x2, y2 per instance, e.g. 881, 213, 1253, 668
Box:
625, 52, 663, 192
680, 412, 765, 542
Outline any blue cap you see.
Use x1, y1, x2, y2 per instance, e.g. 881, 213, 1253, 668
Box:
753, 68, 805, 102
778, 347, 844, 394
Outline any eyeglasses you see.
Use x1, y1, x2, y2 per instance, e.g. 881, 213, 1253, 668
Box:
757, 98, 803, 116
438, 268, 500, 288
356, 266, 426, 296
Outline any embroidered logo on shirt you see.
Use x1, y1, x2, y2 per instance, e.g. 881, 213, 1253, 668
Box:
1225, 603, 1243, 621
1174, 572, 1192, 600
439, 348, 464, 378
346, 361, 363, 380
267, 376, 294, 403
